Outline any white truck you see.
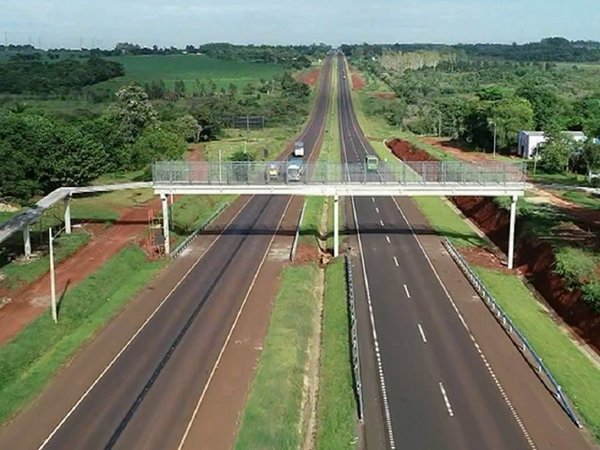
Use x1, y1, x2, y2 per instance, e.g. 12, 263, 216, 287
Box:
286, 157, 305, 182
293, 140, 305, 158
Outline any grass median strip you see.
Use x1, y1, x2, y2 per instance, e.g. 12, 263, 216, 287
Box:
315, 259, 357, 449
0, 245, 166, 424
235, 263, 320, 449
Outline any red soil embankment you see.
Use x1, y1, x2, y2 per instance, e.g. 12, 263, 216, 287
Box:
351, 72, 366, 91
386, 138, 600, 353
297, 68, 320, 86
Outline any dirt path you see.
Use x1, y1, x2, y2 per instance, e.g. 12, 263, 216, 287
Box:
0, 200, 162, 345
418, 137, 600, 233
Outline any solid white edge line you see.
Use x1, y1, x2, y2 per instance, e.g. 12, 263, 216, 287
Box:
439, 382, 454, 417
350, 194, 396, 450
403, 284, 411, 299
37, 195, 255, 450
393, 256, 399, 267
418, 323, 427, 343
390, 196, 537, 450
177, 195, 294, 450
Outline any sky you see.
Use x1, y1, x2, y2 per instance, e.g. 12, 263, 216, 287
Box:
0, 0, 599, 49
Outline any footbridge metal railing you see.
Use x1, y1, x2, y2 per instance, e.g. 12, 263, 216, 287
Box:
153, 160, 526, 188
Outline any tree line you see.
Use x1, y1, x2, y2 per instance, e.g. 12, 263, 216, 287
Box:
0, 70, 313, 202
342, 37, 600, 63
0, 56, 124, 94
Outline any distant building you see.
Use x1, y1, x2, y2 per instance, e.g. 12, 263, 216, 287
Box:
517, 131, 586, 158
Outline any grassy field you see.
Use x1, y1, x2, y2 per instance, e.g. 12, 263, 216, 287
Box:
558, 190, 600, 209
235, 264, 320, 449
0, 211, 20, 225
0, 245, 166, 424
96, 55, 285, 92
204, 126, 301, 162
475, 267, 600, 440
315, 259, 357, 449
0, 233, 91, 291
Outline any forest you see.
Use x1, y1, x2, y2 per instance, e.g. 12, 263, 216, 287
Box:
0, 60, 312, 203
349, 43, 600, 174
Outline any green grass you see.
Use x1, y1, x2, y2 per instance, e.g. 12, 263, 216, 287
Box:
559, 190, 600, 210
170, 195, 235, 245
528, 171, 589, 187
474, 267, 600, 441
235, 264, 320, 449
96, 55, 285, 92
0, 210, 20, 225
70, 188, 155, 223
411, 197, 487, 248
315, 259, 357, 449
0, 245, 166, 424
0, 233, 91, 291
300, 197, 326, 248
92, 169, 148, 185
554, 247, 599, 286
204, 126, 303, 162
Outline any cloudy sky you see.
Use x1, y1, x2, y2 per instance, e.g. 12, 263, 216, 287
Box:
1, 0, 599, 49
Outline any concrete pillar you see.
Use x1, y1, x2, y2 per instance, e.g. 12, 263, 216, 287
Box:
23, 226, 31, 259
161, 193, 170, 256
507, 195, 517, 270
333, 194, 339, 258
64, 196, 72, 234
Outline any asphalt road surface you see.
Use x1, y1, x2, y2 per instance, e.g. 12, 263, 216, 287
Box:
337, 53, 562, 450
0, 56, 332, 450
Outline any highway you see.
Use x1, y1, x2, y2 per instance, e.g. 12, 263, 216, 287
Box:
337, 53, 534, 449
0, 56, 332, 450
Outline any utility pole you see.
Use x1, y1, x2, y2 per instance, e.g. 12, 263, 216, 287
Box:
438, 113, 442, 138
49, 228, 58, 323
493, 121, 497, 158
4, 32, 7, 46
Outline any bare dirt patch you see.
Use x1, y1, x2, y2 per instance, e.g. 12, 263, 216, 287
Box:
187, 143, 205, 162
297, 68, 320, 87
351, 72, 366, 91
460, 246, 508, 272
387, 138, 437, 162
0, 199, 163, 346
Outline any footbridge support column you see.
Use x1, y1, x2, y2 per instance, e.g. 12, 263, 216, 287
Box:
507, 195, 517, 270
23, 227, 31, 259
161, 193, 170, 256
64, 195, 72, 234
333, 194, 339, 258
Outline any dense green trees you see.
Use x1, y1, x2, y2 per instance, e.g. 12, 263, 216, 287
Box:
0, 57, 124, 94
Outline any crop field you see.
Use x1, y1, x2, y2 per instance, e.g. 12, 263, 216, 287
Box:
95, 55, 285, 91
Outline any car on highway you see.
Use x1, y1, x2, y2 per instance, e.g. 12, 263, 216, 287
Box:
286, 157, 305, 182
266, 162, 281, 181
293, 140, 305, 157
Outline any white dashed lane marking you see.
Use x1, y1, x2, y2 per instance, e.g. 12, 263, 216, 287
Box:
439, 382, 454, 417
418, 323, 428, 343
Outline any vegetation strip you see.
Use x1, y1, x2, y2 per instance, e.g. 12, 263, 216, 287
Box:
234, 264, 320, 449
0, 245, 166, 424
315, 259, 357, 449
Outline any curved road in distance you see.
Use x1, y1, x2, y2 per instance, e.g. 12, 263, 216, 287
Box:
0, 56, 333, 450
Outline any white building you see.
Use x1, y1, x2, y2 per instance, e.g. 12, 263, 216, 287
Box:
517, 131, 586, 158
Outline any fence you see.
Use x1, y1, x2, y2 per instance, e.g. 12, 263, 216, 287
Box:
442, 239, 582, 428
153, 160, 526, 187
170, 201, 231, 258
345, 254, 364, 422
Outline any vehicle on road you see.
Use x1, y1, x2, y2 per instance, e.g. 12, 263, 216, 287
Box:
266, 162, 281, 181
293, 140, 305, 157
366, 155, 379, 171
286, 157, 305, 182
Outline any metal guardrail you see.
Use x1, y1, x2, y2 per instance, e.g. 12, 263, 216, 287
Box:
153, 160, 526, 186
170, 201, 231, 258
345, 254, 365, 422
289, 200, 306, 262
442, 239, 582, 428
